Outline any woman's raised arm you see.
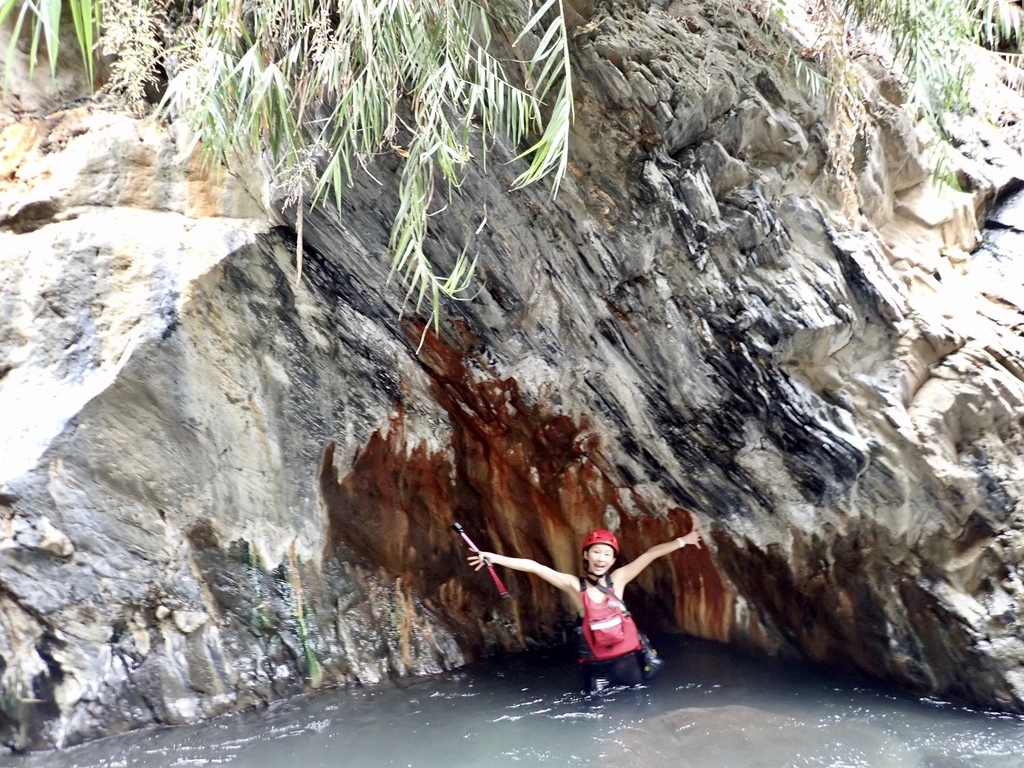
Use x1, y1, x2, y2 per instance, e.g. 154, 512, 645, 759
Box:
611, 529, 702, 591
469, 551, 581, 605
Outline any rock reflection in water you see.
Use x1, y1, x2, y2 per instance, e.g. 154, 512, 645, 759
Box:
7, 637, 1024, 767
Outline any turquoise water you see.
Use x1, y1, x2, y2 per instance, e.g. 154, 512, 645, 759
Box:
10, 636, 1024, 767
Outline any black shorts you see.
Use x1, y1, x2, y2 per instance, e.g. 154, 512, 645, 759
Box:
579, 650, 644, 693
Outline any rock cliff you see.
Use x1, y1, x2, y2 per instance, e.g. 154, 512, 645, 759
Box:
2, 0, 1024, 753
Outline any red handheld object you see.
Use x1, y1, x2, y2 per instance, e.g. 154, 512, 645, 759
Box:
453, 522, 510, 599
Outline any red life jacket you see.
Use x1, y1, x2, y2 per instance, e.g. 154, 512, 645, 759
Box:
578, 577, 641, 661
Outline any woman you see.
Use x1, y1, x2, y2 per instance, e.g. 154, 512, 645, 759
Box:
468, 526, 702, 692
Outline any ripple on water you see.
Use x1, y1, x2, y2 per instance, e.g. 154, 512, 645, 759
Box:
9, 637, 1024, 768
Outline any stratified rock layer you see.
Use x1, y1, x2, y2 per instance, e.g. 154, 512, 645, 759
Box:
2, 0, 1024, 752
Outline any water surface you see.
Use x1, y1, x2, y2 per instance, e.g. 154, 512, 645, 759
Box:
12, 636, 1024, 767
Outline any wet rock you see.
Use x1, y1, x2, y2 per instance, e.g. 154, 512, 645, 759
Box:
610, 704, 906, 767
8, 517, 74, 558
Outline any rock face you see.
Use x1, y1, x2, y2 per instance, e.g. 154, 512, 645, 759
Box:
2, 0, 1024, 753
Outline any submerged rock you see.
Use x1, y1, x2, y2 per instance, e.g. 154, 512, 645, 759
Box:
1, 0, 1024, 752
609, 705, 888, 767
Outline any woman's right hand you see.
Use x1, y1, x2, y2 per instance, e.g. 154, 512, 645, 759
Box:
468, 552, 490, 571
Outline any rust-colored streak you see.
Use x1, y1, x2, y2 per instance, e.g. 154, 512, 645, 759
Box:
712, 527, 904, 679
621, 511, 731, 642
321, 414, 454, 586
321, 327, 738, 657
247, 395, 274, 468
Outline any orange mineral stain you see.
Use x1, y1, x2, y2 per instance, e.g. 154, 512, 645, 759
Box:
320, 327, 746, 654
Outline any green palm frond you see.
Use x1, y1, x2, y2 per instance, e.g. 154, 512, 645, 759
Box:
1, 0, 99, 87
831, 0, 976, 120
975, 0, 1023, 50
512, 0, 574, 191
161, 0, 574, 331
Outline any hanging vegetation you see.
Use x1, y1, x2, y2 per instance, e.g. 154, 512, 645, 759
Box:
1, 0, 573, 332
1, 0, 1021, 321
769, 0, 1022, 204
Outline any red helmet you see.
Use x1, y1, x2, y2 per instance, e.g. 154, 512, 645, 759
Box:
582, 529, 619, 555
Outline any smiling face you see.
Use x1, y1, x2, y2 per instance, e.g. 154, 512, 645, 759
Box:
583, 543, 617, 576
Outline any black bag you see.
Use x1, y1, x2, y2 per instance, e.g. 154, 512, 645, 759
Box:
573, 616, 595, 661
638, 632, 664, 681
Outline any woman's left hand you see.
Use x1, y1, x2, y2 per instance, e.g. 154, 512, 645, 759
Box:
678, 529, 702, 549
